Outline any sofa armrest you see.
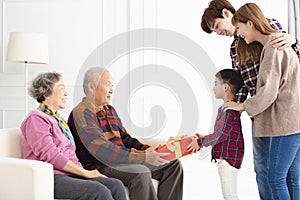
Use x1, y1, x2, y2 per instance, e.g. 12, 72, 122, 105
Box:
0, 157, 54, 200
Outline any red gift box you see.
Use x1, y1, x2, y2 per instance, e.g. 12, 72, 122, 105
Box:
155, 135, 193, 161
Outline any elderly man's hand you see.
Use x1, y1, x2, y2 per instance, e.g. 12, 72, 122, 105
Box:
145, 147, 170, 166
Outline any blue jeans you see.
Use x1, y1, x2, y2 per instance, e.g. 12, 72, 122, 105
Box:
252, 136, 273, 200
252, 120, 273, 199
268, 133, 300, 200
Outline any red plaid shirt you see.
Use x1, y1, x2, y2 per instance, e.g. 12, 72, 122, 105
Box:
231, 18, 300, 103
198, 107, 244, 169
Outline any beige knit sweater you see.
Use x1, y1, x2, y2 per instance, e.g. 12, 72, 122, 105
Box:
244, 35, 300, 137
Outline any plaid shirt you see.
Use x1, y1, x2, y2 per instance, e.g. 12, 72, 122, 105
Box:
68, 98, 149, 169
198, 107, 244, 169
231, 18, 300, 103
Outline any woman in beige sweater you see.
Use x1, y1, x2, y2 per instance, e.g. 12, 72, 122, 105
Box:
223, 3, 300, 200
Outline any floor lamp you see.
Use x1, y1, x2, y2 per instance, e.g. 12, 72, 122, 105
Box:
6, 32, 48, 114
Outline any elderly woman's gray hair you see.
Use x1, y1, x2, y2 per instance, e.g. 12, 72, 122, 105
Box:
29, 72, 62, 103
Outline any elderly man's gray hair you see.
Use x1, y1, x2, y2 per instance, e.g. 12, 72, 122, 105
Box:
83, 67, 108, 95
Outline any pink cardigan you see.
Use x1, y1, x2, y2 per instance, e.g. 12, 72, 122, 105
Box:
21, 108, 82, 175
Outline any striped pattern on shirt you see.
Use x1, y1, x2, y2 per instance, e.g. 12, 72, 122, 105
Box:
68, 98, 149, 169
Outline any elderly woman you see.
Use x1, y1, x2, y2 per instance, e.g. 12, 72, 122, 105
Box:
20, 72, 126, 200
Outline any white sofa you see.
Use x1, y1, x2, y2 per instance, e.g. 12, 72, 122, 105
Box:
0, 128, 54, 200
0, 128, 161, 200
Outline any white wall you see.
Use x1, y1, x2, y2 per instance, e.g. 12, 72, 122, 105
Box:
0, 0, 290, 199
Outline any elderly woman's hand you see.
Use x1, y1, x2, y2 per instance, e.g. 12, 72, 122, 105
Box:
64, 160, 107, 178
84, 169, 107, 179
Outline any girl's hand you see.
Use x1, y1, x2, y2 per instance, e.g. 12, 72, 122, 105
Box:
187, 135, 201, 153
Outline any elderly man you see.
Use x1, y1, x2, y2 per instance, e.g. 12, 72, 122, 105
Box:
68, 67, 183, 200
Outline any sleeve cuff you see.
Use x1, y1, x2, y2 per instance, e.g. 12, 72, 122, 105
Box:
197, 137, 204, 148
129, 148, 146, 163
52, 155, 69, 170
243, 99, 256, 117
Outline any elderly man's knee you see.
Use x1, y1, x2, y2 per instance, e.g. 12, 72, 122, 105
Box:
131, 165, 152, 184
172, 159, 183, 172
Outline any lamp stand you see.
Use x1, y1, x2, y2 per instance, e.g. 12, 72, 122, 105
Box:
6, 32, 48, 116
25, 61, 28, 114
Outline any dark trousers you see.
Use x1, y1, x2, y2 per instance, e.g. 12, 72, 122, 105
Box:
99, 160, 183, 200
54, 174, 126, 200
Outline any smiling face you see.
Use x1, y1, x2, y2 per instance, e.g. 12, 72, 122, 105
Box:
211, 18, 236, 37
210, 9, 236, 37
235, 21, 256, 44
93, 70, 113, 107
43, 77, 68, 111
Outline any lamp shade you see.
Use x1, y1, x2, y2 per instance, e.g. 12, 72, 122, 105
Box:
6, 32, 48, 64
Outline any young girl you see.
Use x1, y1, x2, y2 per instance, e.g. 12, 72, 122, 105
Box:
189, 69, 244, 200
223, 3, 300, 199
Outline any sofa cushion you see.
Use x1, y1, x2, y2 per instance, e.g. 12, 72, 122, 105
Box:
0, 128, 22, 158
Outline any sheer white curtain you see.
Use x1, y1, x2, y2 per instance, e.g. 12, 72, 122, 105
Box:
288, 0, 300, 38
